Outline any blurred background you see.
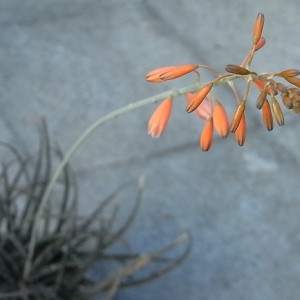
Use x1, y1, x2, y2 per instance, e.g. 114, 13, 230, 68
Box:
1, 0, 300, 299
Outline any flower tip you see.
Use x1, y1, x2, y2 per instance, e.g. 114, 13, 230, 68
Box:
147, 129, 160, 138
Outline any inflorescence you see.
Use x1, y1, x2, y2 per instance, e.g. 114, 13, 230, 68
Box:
145, 13, 300, 151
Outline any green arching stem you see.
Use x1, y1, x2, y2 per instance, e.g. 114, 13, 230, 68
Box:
23, 80, 207, 280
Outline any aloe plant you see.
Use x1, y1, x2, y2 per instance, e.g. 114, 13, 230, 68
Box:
0, 120, 190, 300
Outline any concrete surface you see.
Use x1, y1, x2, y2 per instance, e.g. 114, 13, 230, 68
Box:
1, 0, 300, 299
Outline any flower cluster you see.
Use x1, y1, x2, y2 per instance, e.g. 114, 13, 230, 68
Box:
146, 13, 300, 151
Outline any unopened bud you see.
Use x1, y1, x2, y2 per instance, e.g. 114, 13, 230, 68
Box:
225, 64, 252, 75
230, 100, 246, 133
271, 97, 284, 126
186, 83, 213, 113
253, 13, 265, 45
276, 69, 300, 78
285, 76, 300, 88
261, 100, 273, 131
235, 113, 246, 146
256, 88, 268, 109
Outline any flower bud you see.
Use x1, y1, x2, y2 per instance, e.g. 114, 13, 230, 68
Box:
230, 100, 246, 133
253, 13, 265, 45
285, 76, 300, 88
146, 65, 198, 83
148, 97, 173, 138
200, 118, 214, 151
235, 113, 246, 146
271, 97, 284, 126
261, 100, 273, 131
256, 88, 268, 109
276, 69, 300, 78
212, 100, 229, 137
185, 93, 212, 120
186, 83, 213, 113
225, 64, 252, 75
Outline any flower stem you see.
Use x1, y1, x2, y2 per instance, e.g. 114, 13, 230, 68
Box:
23, 81, 203, 280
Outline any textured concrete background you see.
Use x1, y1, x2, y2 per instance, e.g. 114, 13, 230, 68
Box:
1, 0, 300, 299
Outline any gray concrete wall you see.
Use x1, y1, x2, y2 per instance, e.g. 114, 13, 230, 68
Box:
1, 1, 300, 299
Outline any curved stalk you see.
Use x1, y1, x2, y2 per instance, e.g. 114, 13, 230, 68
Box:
23, 81, 204, 280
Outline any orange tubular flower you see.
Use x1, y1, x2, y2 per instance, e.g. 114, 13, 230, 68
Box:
253, 13, 264, 45
212, 100, 229, 137
186, 83, 213, 113
184, 93, 212, 120
200, 118, 214, 151
253, 79, 266, 91
261, 100, 273, 131
148, 97, 173, 138
145, 65, 198, 83
230, 100, 246, 133
235, 113, 246, 146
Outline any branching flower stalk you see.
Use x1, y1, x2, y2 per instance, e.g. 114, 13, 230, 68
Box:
24, 13, 300, 280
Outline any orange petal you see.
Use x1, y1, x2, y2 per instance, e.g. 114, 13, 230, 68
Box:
261, 100, 273, 131
252, 79, 266, 91
235, 113, 246, 146
146, 65, 198, 83
186, 83, 213, 113
185, 93, 212, 120
212, 100, 229, 137
200, 118, 214, 151
253, 13, 265, 45
254, 37, 266, 51
230, 100, 246, 133
148, 97, 173, 138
